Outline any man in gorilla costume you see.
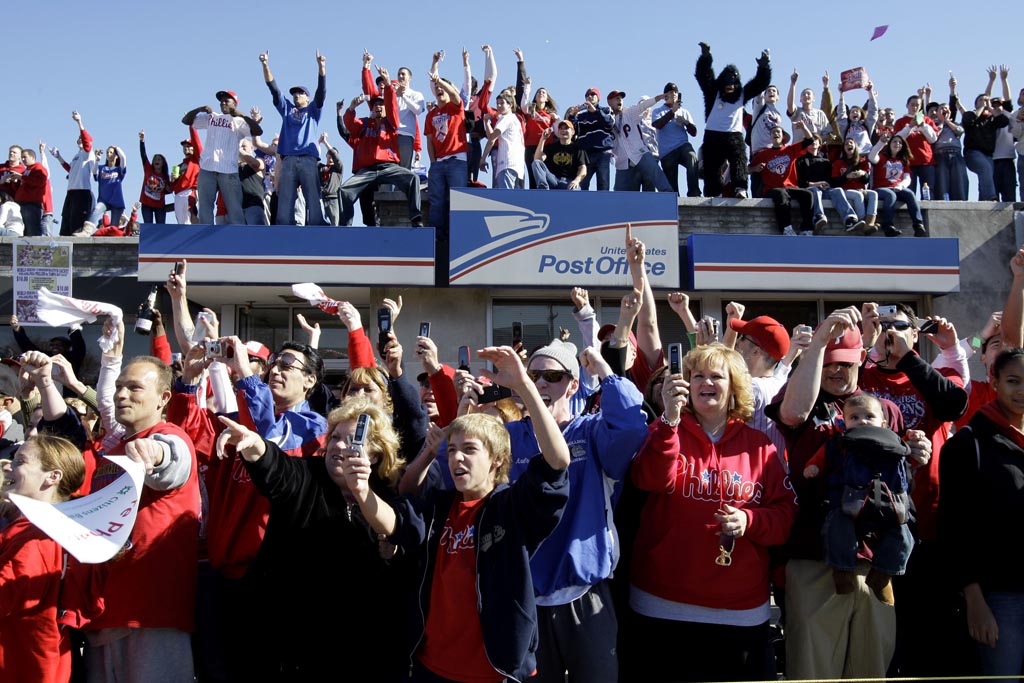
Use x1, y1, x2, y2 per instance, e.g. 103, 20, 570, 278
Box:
695, 42, 771, 198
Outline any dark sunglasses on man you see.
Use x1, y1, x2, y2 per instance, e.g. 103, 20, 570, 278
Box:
269, 352, 311, 373
527, 369, 571, 383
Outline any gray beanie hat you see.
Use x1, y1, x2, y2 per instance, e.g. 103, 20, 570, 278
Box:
528, 340, 580, 380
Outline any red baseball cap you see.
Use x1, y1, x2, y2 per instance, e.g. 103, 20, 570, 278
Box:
729, 316, 790, 361
822, 327, 864, 364
215, 90, 238, 103
245, 341, 271, 362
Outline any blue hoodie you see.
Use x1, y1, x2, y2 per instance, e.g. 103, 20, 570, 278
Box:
507, 375, 648, 602
267, 74, 326, 157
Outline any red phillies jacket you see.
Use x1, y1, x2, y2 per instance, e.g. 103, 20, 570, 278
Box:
344, 84, 402, 172
631, 414, 796, 611
14, 163, 48, 204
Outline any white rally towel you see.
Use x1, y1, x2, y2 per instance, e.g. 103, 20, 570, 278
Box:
35, 287, 124, 353
291, 282, 340, 315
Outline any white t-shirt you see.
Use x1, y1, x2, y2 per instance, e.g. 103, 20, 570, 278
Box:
397, 88, 425, 139
493, 113, 525, 176
0, 201, 24, 235
193, 112, 251, 174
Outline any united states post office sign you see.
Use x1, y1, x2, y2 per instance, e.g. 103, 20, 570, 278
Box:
137, 225, 435, 286
448, 189, 680, 287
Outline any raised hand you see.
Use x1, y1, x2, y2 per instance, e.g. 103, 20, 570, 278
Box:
316, 49, 326, 70
259, 50, 269, 65
216, 415, 266, 462
513, 48, 524, 62
790, 68, 799, 85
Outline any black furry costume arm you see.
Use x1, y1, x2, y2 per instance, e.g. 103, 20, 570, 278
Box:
695, 42, 716, 121
743, 50, 772, 105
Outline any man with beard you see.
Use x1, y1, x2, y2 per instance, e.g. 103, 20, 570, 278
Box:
695, 41, 771, 198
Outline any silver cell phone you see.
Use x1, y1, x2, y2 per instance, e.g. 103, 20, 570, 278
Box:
352, 413, 370, 448
797, 324, 813, 335
668, 343, 683, 375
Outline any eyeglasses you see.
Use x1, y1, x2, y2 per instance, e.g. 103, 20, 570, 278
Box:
527, 369, 571, 383
880, 320, 912, 331
269, 352, 310, 374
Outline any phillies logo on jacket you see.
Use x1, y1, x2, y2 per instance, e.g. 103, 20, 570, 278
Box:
678, 462, 764, 504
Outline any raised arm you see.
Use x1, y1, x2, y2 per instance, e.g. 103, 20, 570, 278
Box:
778, 306, 862, 426
479, 346, 570, 471
1001, 246, 1024, 348
626, 224, 662, 367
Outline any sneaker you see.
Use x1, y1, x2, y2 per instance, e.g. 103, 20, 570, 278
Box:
72, 221, 96, 237
734, 190, 748, 199
883, 225, 902, 237
844, 216, 858, 231
800, 230, 814, 236
814, 214, 828, 230
866, 569, 895, 605
913, 222, 928, 237
410, 217, 424, 227
862, 223, 879, 236
782, 226, 798, 236
853, 219, 866, 232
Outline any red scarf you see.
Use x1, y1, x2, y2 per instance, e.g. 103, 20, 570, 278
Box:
978, 401, 1024, 451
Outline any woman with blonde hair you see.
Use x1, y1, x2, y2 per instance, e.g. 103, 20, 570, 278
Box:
625, 343, 797, 682
215, 396, 408, 681
1, 435, 87, 683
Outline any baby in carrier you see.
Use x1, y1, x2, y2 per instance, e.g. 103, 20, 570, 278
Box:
803, 393, 913, 605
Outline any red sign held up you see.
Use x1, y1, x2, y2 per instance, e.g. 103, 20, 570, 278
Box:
840, 67, 870, 92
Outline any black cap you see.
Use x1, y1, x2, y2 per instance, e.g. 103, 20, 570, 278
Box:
663, 82, 679, 94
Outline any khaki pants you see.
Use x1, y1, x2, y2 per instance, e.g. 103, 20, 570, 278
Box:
785, 558, 895, 680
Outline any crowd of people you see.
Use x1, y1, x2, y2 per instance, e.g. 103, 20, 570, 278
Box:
1, 48, 1022, 240
2, 228, 1024, 683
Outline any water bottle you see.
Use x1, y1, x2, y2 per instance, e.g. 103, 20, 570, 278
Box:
921, 183, 931, 200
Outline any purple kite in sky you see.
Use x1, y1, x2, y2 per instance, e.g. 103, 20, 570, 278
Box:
871, 25, 889, 41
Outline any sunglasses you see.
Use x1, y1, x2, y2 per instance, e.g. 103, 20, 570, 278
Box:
880, 320, 912, 331
269, 352, 310, 373
527, 369, 571, 383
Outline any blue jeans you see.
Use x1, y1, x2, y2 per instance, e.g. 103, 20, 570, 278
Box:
908, 164, 935, 198
243, 205, 267, 226
277, 155, 326, 226
994, 158, 1017, 202
531, 159, 577, 190
877, 187, 923, 226
18, 202, 43, 236
613, 153, 673, 192
823, 509, 913, 575
660, 142, 700, 196
581, 149, 612, 191
1018, 155, 1024, 202
977, 591, 1024, 679
494, 167, 522, 190
826, 187, 877, 219
141, 205, 167, 224
198, 169, 243, 225
40, 212, 54, 237
86, 201, 124, 228
339, 163, 421, 226
428, 156, 468, 233
934, 148, 969, 200
965, 149, 997, 200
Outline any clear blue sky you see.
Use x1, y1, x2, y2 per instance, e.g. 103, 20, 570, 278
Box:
5, 0, 1022, 215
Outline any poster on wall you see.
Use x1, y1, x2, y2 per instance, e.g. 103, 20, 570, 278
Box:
11, 239, 74, 325
448, 189, 680, 287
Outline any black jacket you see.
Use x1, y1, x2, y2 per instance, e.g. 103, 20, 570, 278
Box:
392, 454, 569, 682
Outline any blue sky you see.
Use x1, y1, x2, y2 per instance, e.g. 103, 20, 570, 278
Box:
6, 0, 1022, 215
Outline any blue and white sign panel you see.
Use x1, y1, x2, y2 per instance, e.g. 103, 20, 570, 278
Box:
688, 234, 960, 293
448, 189, 679, 287
138, 225, 435, 286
